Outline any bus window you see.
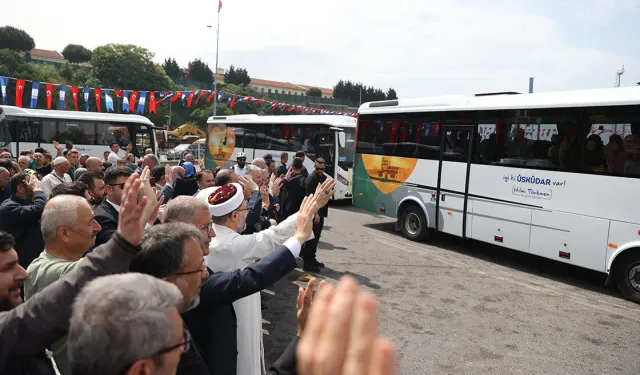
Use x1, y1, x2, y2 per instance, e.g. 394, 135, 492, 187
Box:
7, 118, 28, 143
58, 120, 96, 145
0, 112, 10, 148
41, 120, 57, 143
97, 123, 131, 147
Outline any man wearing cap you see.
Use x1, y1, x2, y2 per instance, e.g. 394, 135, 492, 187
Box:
233, 152, 248, 176
41, 156, 72, 198
203, 178, 335, 375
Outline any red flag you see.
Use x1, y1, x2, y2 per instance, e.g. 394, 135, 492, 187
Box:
94, 88, 102, 112
243, 96, 251, 103
71, 86, 79, 111
229, 94, 238, 108
218, 0, 222, 12
129, 91, 138, 112
171, 91, 183, 102
114, 90, 122, 98
206, 91, 215, 103
14, 79, 25, 108
195, 90, 206, 104
45, 83, 54, 109
149, 91, 157, 114
187, 90, 196, 108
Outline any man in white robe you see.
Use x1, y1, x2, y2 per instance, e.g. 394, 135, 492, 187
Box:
199, 178, 335, 375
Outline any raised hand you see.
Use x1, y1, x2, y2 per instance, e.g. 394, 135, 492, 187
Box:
164, 165, 173, 186
260, 185, 269, 204
126, 144, 133, 153
116, 173, 149, 245
297, 276, 398, 375
270, 175, 283, 196
53, 140, 61, 150
27, 174, 42, 192
297, 278, 327, 336
285, 167, 293, 181
312, 178, 336, 211
294, 194, 315, 243
238, 175, 258, 200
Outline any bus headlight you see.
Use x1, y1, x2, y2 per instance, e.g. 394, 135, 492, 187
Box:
337, 175, 349, 186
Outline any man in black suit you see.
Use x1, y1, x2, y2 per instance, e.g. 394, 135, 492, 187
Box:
94, 166, 132, 247
301, 158, 329, 272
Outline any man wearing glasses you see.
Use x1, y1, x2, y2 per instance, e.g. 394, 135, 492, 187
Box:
301, 158, 329, 273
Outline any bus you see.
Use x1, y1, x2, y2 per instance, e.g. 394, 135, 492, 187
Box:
352, 87, 640, 302
0, 105, 161, 158
205, 115, 356, 200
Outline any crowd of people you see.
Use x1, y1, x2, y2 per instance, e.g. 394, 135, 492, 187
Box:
0, 111, 398, 374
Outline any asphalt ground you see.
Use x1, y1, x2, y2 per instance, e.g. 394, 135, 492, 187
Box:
262, 203, 640, 375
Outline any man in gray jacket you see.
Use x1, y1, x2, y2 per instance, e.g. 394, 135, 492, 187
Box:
0, 172, 156, 375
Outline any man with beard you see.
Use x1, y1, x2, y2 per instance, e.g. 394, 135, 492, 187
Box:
204, 179, 335, 375
233, 151, 248, 175
78, 172, 106, 209
0, 173, 46, 268
24, 195, 102, 374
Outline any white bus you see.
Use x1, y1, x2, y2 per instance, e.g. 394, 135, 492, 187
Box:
0, 105, 161, 159
205, 114, 356, 200
352, 87, 640, 301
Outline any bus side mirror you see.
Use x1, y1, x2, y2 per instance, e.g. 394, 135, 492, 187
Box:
338, 131, 346, 148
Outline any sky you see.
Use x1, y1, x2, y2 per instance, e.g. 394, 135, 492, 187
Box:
4, 0, 640, 98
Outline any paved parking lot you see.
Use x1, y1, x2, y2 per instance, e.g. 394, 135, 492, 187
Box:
262, 204, 640, 374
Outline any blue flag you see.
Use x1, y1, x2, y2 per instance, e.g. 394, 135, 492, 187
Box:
30, 82, 40, 108
104, 90, 114, 112
59, 85, 66, 109
0, 77, 7, 104
122, 90, 130, 112
137, 91, 147, 114
84, 87, 90, 111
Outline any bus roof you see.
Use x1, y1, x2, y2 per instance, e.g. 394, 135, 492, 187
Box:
0, 105, 155, 125
207, 114, 356, 128
358, 86, 640, 114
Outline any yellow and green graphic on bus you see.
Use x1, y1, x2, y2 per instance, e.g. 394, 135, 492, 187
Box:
206, 125, 236, 168
361, 154, 417, 194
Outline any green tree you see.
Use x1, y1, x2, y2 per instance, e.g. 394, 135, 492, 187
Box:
0, 26, 35, 52
162, 57, 183, 79
306, 87, 322, 97
224, 65, 251, 86
333, 79, 388, 103
91, 44, 173, 90
0, 49, 25, 76
186, 58, 213, 83
386, 88, 398, 100
62, 44, 92, 64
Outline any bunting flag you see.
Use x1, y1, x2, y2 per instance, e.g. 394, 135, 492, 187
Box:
218, 0, 222, 12
15, 79, 25, 108
137, 91, 146, 114
129, 91, 138, 113
59, 85, 66, 110
187, 90, 196, 108
84, 87, 90, 111
94, 88, 102, 112
206, 90, 215, 103
45, 83, 53, 109
122, 90, 130, 112
30, 82, 39, 108
171, 91, 182, 102
0, 77, 7, 104
105, 90, 114, 112
114, 89, 122, 98
149, 91, 157, 114
71, 86, 79, 111
195, 90, 206, 104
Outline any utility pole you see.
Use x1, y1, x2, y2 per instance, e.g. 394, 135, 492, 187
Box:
615, 65, 625, 87
208, 4, 221, 116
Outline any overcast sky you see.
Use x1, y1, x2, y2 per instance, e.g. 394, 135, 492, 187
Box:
4, 0, 640, 97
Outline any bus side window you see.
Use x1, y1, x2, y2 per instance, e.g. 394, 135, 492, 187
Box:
41, 120, 57, 143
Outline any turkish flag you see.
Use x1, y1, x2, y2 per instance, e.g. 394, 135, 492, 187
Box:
129, 91, 138, 113
171, 91, 183, 102
94, 88, 102, 112
206, 91, 215, 103
229, 94, 238, 108
187, 90, 196, 108
15, 79, 25, 108
149, 91, 157, 114
45, 83, 54, 109
195, 90, 206, 104
114, 89, 122, 98
72, 86, 79, 111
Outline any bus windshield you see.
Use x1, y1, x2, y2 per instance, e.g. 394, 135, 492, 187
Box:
338, 128, 356, 169
0, 111, 10, 148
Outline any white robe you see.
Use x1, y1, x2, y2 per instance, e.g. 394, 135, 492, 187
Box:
207, 213, 308, 375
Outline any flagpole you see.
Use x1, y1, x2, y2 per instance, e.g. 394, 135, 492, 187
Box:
212, 3, 221, 116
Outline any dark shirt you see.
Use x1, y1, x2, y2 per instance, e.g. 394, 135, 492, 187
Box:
35, 164, 52, 177
305, 172, 328, 217
279, 174, 306, 221
0, 192, 47, 269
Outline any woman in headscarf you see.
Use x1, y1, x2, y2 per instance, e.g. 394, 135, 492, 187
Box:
171, 164, 198, 197
183, 161, 196, 177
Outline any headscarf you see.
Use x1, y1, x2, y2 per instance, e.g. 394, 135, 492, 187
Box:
183, 162, 196, 177
171, 165, 185, 184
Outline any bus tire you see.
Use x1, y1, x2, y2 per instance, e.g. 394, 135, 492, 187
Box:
400, 205, 428, 242
612, 249, 640, 303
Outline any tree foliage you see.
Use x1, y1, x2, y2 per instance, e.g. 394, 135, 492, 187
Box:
62, 44, 92, 64
386, 88, 398, 100
91, 44, 173, 90
162, 57, 183, 79
0, 26, 35, 52
224, 65, 251, 86
186, 58, 213, 83
333, 79, 398, 103
306, 87, 322, 97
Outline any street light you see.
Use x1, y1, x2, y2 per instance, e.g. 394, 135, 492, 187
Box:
207, 19, 220, 116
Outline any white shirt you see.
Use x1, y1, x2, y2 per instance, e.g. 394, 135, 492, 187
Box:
233, 164, 247, 175
107, 200, 152, 228
108, 151, 119, 165
41, 171, 72, 197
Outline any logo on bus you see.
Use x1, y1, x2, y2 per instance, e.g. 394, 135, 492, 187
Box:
207, 125, 236, 165
361, 154, 417, 194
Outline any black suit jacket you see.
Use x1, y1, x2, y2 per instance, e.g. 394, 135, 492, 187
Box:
305, 173, 328, 217
94, 200, 119, 248
182, 244, 298, 375
0, 192, 47, 269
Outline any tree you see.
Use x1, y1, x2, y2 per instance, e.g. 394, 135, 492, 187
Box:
162, 57, 183, 79
386, 88, 398, 100
333, 80, 388, 103
62, 44, 92, 64
186, 58, 213, 83
306, 87, 322, 97
91, 44, 173, 90
224, 65, 251, 86
0, 26, 35, 52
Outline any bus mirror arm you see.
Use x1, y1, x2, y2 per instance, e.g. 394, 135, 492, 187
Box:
338, 131, 346, 148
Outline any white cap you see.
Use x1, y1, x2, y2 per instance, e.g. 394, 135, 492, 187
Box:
53, 156, 68, 166
236, 152, 246, 158
198, 183, 244, 217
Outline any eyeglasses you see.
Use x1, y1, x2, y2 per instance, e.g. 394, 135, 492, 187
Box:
154, 328, 192, 356
172, 259, 207, 276
197, 221, 215, 232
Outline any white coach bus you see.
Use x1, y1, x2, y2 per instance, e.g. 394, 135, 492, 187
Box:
0, 105, 161, 158
352, 87, 640, 301
205, 115, 356, 200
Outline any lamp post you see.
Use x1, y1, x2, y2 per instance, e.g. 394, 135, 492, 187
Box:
208, 19, 220, 116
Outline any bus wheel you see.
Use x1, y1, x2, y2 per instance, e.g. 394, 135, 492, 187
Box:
400, 205, 428, 242
613, 250, 640, 303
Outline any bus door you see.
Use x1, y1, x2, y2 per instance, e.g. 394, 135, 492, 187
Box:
242, 128, 257, 160
314, 132, 335, 178
435, 125, 474, 238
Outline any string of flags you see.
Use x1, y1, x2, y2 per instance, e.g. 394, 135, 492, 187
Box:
0, 76, 358, 117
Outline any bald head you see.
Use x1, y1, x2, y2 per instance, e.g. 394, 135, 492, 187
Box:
252, 158, 266, 169
85, 157, 104, 173
214, 168, 237, 186
41, 195, 85, 241
143, 154, 160, 169
41, 195, 100, 253
165, 196, 209, 223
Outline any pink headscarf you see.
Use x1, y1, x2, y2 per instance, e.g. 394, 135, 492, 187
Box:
171, 165, 185, 184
